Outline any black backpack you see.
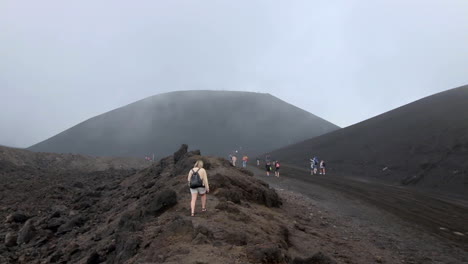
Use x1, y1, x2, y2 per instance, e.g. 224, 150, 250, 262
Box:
189, 169, 204, 188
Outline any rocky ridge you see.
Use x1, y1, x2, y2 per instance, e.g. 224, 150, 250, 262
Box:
0, 145, 337, 264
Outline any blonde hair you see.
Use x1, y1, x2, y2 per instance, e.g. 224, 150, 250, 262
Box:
194, 160, 204, 168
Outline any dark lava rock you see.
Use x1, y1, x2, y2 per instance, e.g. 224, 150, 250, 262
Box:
5, 232, 17, 247
17, 219, 35, 244
294, 223, 306, 232
85, 251, 102, 264
224, 232, 247, 246
73, 182, 85, 188
5, 212, 29, 223
173, 144, 188, 163
48, 251, 63, 263
50, 205, 68, 217
57, 216, 87, 234
210, 173, 281, 207
215, 201, 240, 214
114, 236, 141, 263
192, 233, 210, 245
74, 200, 93, 210
143, 189, 177, 217
45, 218, 66, 233
293, 252, 337, 264
279, 225, 291, 248
238, 167, 254, 176
143, 181, 155, 189
217, 188, 242, 204
194, 225, 213, 239
51, 211, 61, 218
118, 211, 143, 232
247, 246, 288, 264
166, 217, 194, 236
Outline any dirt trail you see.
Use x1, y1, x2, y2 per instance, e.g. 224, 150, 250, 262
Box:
247, 164, 468, 260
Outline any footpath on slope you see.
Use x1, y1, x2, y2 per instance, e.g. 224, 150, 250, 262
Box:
248, 164, 468, 263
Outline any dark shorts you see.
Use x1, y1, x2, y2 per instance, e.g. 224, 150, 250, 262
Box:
275, 167, 280, 171
266, 165, 271, 172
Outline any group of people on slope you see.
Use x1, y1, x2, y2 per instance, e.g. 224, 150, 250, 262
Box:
260, 155, 280, 177
228, 154, 249, 168
187, 155, 326, 216
310, 156, 326, 175
265, 160, 281, 177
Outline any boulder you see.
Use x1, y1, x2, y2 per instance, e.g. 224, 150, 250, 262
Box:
173, 144, 188, 163
247, 246, 289, 264
292, 252, 337, 264
143, 189, 177, 217
5, 232, 17, 247
85, 251, 102, 264
210, 173, 281, 207
57, 216, 87, 234
192, 233, 210, 244
114, 236, 141, 263
118, 211, 143, 232
194, 225, 213, 239
45, 218, 66, 233
224, 232, 247, 246
17, 219, 35, 245
216, 188, 242, 204
166, 217, 194, 236
215, 201, 241, 214
5, 212, 29, 223
48, 251, 63, 263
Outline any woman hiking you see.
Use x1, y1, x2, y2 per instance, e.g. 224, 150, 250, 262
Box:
187, 160, 210, 217
266, 160, 272, 176
275, 160, 281, 177
320, 160, 326, 175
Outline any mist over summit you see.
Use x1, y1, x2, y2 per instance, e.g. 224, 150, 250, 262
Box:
28, 90, 339, 158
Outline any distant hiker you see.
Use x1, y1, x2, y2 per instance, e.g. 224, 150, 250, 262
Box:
256, 158, 260, 166
310, 159, 313, 175
232, 155, 237, 167
312, 157, 319, 175
266, 161, 272, 176
320, 160, 326, 175
188, 160, 210, 217
275, 161, 281, 177
242, 155, 249, 168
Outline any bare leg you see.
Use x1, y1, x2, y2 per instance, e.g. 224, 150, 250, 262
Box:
201, 193, 207, 210
191, 193, 198, 215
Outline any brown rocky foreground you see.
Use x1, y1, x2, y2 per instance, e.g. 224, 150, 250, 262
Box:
2, 145, 465, 263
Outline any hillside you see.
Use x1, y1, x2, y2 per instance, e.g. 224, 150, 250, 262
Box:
1, 145, 392, 264
0, 146, 148, 172
2, 145, 467, 263
267, 85, 468, 196
28, 91, 339, 158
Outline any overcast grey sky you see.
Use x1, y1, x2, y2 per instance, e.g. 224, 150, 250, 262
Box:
1, 0, 467, 148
